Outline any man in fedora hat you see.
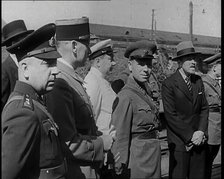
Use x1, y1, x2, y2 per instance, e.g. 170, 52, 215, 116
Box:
111, 40, 161, 178
2, 23, 67, 178
201, 54, 221, 179
161, 41, 209, 179
44, 17, 113, 179
1, 19, 34, 112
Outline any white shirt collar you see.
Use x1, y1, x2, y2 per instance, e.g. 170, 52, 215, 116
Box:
179, 68, 189, 82
10, 54, 19, 67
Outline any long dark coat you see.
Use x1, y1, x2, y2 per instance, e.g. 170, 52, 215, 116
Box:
1, 55, 18, 111
45, 60, 104, 179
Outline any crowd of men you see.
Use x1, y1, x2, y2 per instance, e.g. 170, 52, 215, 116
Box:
1, 18, 221, 179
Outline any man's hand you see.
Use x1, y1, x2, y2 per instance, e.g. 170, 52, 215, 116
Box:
191, 131, 204, 146
100, 134, 113, 151
114, 152, 124, 175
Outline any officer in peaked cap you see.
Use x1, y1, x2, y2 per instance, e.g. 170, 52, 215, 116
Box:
1, 20, 34, 112
111, 40, 161, 178
2, 23, 67, 179
84, 39, 117, 178
45, 18, 113, 179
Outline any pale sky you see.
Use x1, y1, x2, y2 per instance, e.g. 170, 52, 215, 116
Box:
2, 0, 221, 37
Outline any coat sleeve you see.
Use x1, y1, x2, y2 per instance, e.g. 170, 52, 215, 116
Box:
198, 79, 209, 135
111, 93, 133, 165
45, 78, 104, 164
84, 76, 101, 120
1, 64, 10, 111
161, 80, 194, 144
2, 102, 40, 179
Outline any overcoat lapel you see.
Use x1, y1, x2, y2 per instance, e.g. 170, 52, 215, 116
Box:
174, 71, 193, 102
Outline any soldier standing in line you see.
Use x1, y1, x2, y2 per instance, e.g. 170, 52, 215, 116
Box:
2, 23, 67, 179
1, 20, 34, 112
45, 17, 113, 179
111, 40, 161, 179
201, 54, 221, 179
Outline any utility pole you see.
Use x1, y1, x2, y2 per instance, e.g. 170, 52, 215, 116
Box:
151, 9, 155, 40
189, 1, 193, 42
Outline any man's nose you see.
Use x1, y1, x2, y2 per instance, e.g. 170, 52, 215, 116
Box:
52, 66, 60, 76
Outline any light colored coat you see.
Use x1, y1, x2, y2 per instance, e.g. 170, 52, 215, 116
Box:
84, 67, 116, 135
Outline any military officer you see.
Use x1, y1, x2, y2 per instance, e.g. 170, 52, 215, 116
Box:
111, 40, 161, 178
2, 23, 67, 179
202, 53, 221, 179
45, 17, 113, 179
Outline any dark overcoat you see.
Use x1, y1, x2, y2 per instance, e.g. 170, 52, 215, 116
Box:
1, 55, 18, 111
45, 60, 104, 179
2, 81, 66, 179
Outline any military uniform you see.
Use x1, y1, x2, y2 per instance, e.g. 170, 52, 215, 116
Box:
111, 40, 161, 179
2, 22, 67, 179
202, 74, 221, 145
2, 81, 67, 179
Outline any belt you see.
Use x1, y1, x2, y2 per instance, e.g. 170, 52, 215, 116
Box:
209, 107, 221, 113
39, 159, 67, 179
132, 130, 159, 139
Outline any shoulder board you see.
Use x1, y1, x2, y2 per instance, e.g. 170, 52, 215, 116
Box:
22, 94, 34, 111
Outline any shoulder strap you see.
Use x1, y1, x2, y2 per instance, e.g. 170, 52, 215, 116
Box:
4, 95, 58, 130
203, 80, 221, 101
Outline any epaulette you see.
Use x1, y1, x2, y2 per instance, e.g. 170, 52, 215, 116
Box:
22, 94, 34, 111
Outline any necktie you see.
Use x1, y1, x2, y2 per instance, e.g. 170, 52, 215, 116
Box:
185, 77, 192, 94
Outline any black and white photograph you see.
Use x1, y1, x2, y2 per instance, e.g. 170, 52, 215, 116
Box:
2, 0, 221, 178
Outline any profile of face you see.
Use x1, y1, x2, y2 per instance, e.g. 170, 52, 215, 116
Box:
180, 55, 197, 76
128, 58, 152, 83
22, 57, 59, 94
72, 40, 90, 67
213, 63, 221, 78
98, 54, 116, 75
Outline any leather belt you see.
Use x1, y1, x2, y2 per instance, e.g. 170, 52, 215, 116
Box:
209, 107, 221, 113
132, 130, 159, 139
39, 159, 67, 179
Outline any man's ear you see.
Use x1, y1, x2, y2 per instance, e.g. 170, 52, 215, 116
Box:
72, 40, 77, 56
21, 62, 29, 79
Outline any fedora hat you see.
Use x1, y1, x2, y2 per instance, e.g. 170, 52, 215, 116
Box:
6, 23, 61, 62
172, 41, 201, 61
203, 53, 221, 65
55, 17, 90, 45
124, 40, 157, 60
2, 20, 34, 47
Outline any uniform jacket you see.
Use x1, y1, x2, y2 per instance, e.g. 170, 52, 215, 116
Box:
45, 60, 104, 179
202, 74, 221, 145
2, 81, 65, 179
1, 55, 18, 111
84, 67, 116, 135
111, 75, 161, 179
161, 70, 209, 151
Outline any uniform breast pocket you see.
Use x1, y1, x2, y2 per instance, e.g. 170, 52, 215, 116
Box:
41, 119, 60, 159
137, 105, 152, 113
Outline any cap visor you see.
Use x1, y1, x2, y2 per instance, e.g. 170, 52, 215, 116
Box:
34, 50, 61, 60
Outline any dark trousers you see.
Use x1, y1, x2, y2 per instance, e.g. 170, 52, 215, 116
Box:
169, 145, 207, 179
205, 144, 220, 179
